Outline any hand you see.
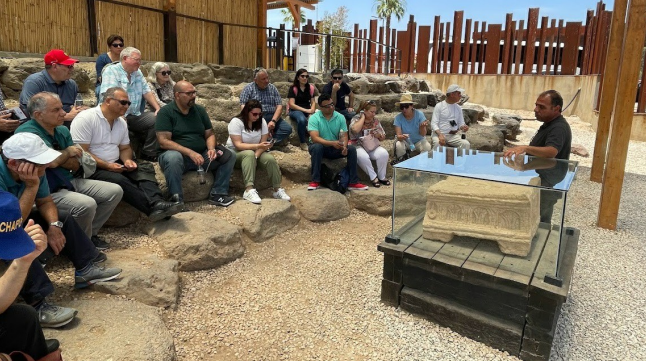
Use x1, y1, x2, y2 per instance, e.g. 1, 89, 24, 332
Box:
397, 134, 409, 141
267, 121, 276, 132
331, 141, 344, 149
257, 142, 272, 151
15, 220, 47, 265
306, 109, 315, 114
460, 125, 469, 132
207, 149, 217, 160
0, 112, 20, 133
189, 151, 204, 166
16, 162, 41, 187
503, 146, 527, 158
123, 159, 137, 170
155, 109, 160, 116
438, 134, 446, 146
420, 120, 429, 127
348, 107, 354, 113
332, 83, 340, 91
65, 145, 83, 158
341, 146, 348, 156
63, 107, 82, 121
107, 163, 125, 173
503, 154, 526, 171
46, 226, 66, 256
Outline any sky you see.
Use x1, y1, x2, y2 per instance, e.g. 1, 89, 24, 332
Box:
267, 0, 614, 33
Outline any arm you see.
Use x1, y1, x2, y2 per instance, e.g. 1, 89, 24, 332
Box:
309, 130, 341, 148
503, 145, 558, 159
348, 91, 355, 112
35, 195, 66, 255
143, 91, 160, 113
456, 106, 468, 132
419, 112, 429, 136
50, 146, 82, 171
272, 104, 283, 122
350, 114, 365, 134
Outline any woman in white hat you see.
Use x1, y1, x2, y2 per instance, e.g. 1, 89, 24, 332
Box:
393, 93, 432, 158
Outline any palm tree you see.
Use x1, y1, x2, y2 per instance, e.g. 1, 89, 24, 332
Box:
280, 8, 307, 29
374, 0, 406, 72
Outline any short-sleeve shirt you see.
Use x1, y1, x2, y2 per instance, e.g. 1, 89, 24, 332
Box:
0, 161, 50, 199
287, 84, 314, 110
71, 106, 130, 163
99, 62, 151, 116
226, 117, 269, 149
95, 53, 113, 86
307, 110, 347, 142
239, 82, 282, 114
321, 81, 351, 110
529, 115, 572, 160
15, 120, 75, 181
19, 70, 79, 115
394, 109, 427, 144
431, 101, 465, 135
156, 101, 213, 153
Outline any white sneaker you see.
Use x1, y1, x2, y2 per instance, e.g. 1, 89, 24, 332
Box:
272, 188, 291, 201
243, 188, 262, 204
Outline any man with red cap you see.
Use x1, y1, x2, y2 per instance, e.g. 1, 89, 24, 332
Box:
19, 49, 88, 124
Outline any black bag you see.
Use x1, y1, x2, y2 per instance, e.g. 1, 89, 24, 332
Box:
320, 164, 348, 194
390, 145, 412, 166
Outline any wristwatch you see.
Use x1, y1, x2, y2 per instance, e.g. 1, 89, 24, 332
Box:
271, 119, 277, 123
49, 221, 63, 228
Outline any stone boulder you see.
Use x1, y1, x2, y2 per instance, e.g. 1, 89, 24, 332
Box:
276, 151, 313, 183
231, 83, 246, 98
273, 82, 293, 98
0, 58, 43, 91
289, 188, 351, 222
462, 103, 486, 122
466, 124, 506, 152
385, 80, 402, 93
71, 63, 94, 93
156, 168, 214, 202
145, 212, 245, 271
354, 94, 383, 112
228, 199, 300, 242
170, 63, 214, 85
349, 78, 371, 94
44, 299, 176, 361
196, 83, 232, 100
93, 249, 180, 309
267, 68, 293, 82
347, 186, 393, 216
308, 74, 324, 84
212, 120, 229, 144
200, 99, 239, 122
208, 64, 254, 84
419, 80, 431, 92
378, 112, 397, 138
0, 59, 9, 73
104, 202, 141, 227
492, 113, 522, 140
380, 94, 404, 113
571, 143, 590, 157
427, 89, 446, 107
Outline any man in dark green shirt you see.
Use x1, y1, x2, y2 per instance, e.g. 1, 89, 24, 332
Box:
156, 81, 236, 207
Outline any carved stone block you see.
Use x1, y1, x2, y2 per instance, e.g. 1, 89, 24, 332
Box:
422, 176, 540, 257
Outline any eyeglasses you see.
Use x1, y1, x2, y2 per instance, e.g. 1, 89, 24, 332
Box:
54, 63, 74, 69
299, 74, 309, 78
158, 71, 172, 76
399, 104, 412, 110
321, 103, 335, 108
250, 112, 262, 117
111, 43, 124, 48
178, 91, 197, 96
332, 76, 343, 80
110, 98, 132, 106
128, 57, 142, 63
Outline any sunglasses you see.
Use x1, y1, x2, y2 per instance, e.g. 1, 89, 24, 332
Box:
321, 103, 335, 108
111, 98, 132, 106
111, 43, 124, 48
299, 74, 309, 78
158, 70, 172, 76
250, 112, 262, 117
399, 104, 412, 110
332, 76, 343, 80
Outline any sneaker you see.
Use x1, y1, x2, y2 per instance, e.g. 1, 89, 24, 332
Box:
91, 235, 110, 250
36, 300, 77, 328
348, 182, 369, 191
148, 199, 183, 222
93, 251, 107, 264
307, 181, 320, 190
299, 143, 309, 151
74, 264, 122, 289
209, 194, 235, 207
272, 188, 291, 201
243, 188, 262, 204
46, 339, 60, 353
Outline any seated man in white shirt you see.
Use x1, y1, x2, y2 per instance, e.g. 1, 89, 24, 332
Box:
431, 84, 470, 150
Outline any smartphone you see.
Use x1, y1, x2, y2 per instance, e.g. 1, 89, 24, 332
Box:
270, 138, 276, 145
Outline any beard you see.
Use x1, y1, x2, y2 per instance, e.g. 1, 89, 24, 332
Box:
187, 99, 195, 107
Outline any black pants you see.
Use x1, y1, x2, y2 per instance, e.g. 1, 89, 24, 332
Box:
0, 304, 48, 358
19, 210, 98, 305
90, 168, 164, 216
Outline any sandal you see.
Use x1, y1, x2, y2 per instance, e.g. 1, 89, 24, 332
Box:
378, 179, 391, 186
371, 178, 381, 188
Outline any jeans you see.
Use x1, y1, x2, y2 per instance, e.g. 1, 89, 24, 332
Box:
308, 143, 360, 183
126, 112, 158, 158
289, 110, 309, 143
0, 304, 48, 359
90, 168, 164, 216
158, 149, 236, 201
262, 113, 293, 145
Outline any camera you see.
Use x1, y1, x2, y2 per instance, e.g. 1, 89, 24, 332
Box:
0, 107, 28, 123
449, 120, 457, 127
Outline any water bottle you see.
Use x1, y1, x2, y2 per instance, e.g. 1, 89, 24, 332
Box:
75, 94, 83, 107
338, 130, 346, 146
197, 166, 206, 185
406, 138, 415, 151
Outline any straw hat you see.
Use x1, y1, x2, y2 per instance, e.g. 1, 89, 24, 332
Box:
395, 93, 416, 107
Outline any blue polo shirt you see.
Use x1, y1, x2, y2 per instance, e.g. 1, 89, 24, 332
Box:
0, 161, 50, 200
19, 70, 79, 115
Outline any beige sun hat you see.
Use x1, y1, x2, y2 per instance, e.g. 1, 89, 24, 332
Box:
395, 93, 416, 107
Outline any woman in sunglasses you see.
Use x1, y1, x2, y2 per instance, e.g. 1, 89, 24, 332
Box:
146, 62, 175, 110
393, 93, 432, 159
95, 34, 124, 99
288, 68, 316, 151
349, 101, 390, 187
226, 100, 291, 204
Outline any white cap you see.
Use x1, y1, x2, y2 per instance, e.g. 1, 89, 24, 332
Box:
2, 133, 61, 164
447, 84, 465, 94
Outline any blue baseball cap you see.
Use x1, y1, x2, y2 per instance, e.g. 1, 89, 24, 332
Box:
0, 191, 35, 260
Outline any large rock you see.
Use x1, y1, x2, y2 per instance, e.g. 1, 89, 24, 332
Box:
0, 59, 9, 73
71, 62, 94, 93
427, 89, 446, 107
208, 64, 254, 84
347, 186, 393, 216
466, 124, 506, 152
349, 78, 371, 94
145, 212, 244, 271
354, 94, 383, 112
380, 94, 404, 113
228, 199, 300, 242
44, 299, 176, 361
571, 143, 590, 157
170, 63, 214, 85
267, 68, 293, 82
273, 81, 293, 98
104, 201, 142, 227
377, 113, 397, 138
212, 120, 229, 144
200, 98, 240, 122
93, 249, 180, 309
156, 168, 214, 202
276, 151, 313, 183
492, 113, 522, 140
196, 83, 232, 100
0, 58, 44, 90
462, 103, 486, 122
289, 188, 351, 222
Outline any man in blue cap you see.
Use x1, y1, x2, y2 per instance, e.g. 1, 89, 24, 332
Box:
0, 191, 60, 358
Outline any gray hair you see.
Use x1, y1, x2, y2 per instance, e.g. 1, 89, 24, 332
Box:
120, 47, 141, 61
102, 87, 127, 102
146, 62, 170, 83
27, 92, 60, 115
253, 67, 267, 79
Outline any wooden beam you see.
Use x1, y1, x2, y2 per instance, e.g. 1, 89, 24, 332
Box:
590, 0, 628, 183
484, 24, 501, 74
462, 19, 472, 74
451, 11, 464, 73
86, 0, 98, 56
523, 8, 539, 74
501, 14, 513, 74
258, 0, 268, 67
269, 0, 315, 10
598, 0, 646, 230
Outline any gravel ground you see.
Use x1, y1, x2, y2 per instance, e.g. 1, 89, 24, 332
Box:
44, 107, 646, 360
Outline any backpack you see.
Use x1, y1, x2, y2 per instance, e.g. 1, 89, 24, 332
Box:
320, 164, 348, 194
390, 140, 412, 166
287, 84, 315, 112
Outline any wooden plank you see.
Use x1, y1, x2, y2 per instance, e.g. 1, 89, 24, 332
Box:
416, 25, 431, 73
462, 19, 472, 74
352, 24, 359, 72
514, 20, 524, 74
554, 20, 564, 73
377, 25, 384, 73
523, 8, 539, 74
368, 19, 378, 73
404, 237, 445, 263
463, 239, 505, 276
478, 22, 487, 74
545, 19, 557, 74
451, 11, 464, 73
398, 30, 409, 73
596, 11, 612, 76
536, 16, 549, 74
390, 29, 397, 73
591, 2, 605, 74
484, 24, 502, 74
443, 22, 451, 73
495, 224, 551, 283
362, 29, 368, 72
560, 22, 582, 75
407, 16, 417, 73
581, 10, 594, 74
431, 16, 441, 73
502, 14, 513, 74
639, 52, 646, 113
470, 21, 479, 74
432, 236, 479, 268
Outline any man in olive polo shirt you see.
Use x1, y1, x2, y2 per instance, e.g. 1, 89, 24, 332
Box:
156, 81, 236, 206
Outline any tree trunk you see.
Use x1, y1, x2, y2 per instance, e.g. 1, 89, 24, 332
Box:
385, 16, 392, 73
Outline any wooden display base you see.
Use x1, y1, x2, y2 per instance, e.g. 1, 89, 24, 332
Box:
378, 218, 579, 361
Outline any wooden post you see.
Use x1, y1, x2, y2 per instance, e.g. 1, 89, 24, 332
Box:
590, 0, 629, 183
451, 11, 463, 73
258, 0, 268, 67
501, 14, 513, 74
368, 19, 378, 73
431, 16, 441, 73
163, 0, 178, 63
597, 0, 646, 230
353, 24, 360, 72
523, 8, 539, 74
325, 33, 331, 71
462, 19, 472, 74
86, 0, 98, 56
218, 23, 225, 64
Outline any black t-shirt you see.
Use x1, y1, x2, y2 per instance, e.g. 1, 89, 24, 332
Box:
529, 115, 572, 160
322, 81, 351, 110
287, 84, 314, 110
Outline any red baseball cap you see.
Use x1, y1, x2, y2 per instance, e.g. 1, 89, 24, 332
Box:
44, 49, 79, 66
